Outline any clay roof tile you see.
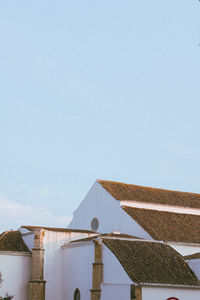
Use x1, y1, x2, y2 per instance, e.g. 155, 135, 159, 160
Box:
98, 180, 200, 209
0, 231, 30, 252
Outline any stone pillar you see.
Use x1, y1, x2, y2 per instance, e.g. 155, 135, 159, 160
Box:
91, 239, 103, 300
131, 285, 142, 300
135, 286, 142, 300
29, 230, 46, 300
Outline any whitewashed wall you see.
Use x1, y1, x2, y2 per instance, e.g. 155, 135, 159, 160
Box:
62, 242, 94, 300
102, 243, 132, 285
187, 259, 200, 279
142, 286, 200, 300
43, 231, 92, 300
63, 241, 132, 300
102, 242, 200, 300
101, 242, 132, 300
61, 239, 200, 300
0, 252, 31, 300
19, 227, 35, 251
169, 243, 200, 256
101, 284, 130, 300
68, 182, 152, 239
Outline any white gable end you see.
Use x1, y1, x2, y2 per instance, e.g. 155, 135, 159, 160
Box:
68, 181, 152, 239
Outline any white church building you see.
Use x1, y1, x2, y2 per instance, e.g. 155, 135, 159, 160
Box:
1, 179, 200, 300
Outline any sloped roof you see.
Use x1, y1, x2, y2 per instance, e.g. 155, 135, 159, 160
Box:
0, 231, 30, 252
103, 238, 199, 286
98, 180, 200, 209
21, 225, 93, 234
122, 206, 200, 244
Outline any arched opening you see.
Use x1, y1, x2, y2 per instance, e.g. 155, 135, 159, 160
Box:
74, 288, 80, 300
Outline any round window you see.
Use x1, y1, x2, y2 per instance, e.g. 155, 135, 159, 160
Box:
91, 217, 99, 232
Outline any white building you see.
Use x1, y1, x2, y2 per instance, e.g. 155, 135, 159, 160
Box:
0, 231, 31, 300
62, 233, 200, 300
1, 179, 200, 300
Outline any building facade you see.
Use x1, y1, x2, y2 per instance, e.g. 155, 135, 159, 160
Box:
1, 179, 200, 300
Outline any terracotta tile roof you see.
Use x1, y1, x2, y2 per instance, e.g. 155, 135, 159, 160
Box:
0, 231, 30, 252
184, 253, 200, 260
102, 238, 199, 286
21, 225, 94, 234
122, 206, 200, 244
98, 180, 200, 209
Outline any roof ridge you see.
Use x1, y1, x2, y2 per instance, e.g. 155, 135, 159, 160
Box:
0, 230, 12, 239
0, 231, 7, 238
97, 180, 200, 209
97, 179, 200, 195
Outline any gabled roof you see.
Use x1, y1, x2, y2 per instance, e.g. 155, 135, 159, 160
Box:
0, 231, 30, 252
103, 238, 199, 287
98, 180, 200, 209
21, 225, 94, 234
122, 206, 200, 244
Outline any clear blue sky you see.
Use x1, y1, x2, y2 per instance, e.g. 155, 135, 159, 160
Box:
0, 0, 200, 231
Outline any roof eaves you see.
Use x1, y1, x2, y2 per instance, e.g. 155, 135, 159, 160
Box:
97, 179, 200, 198
21, 225, 94, 234
0, 251, 31, 256
97, 179, 200, 209
139, 283, 200, 289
